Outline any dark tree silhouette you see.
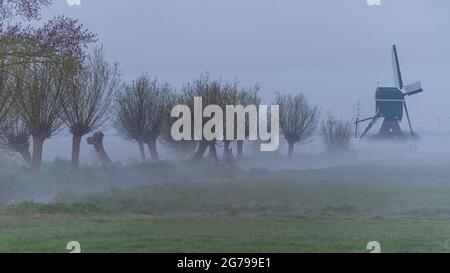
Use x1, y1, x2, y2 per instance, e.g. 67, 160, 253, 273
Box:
276, 93, 319, 158
114, 75, 172, 162
181, 74, 226, 163
87, 132, 111, 165
143, 82, 172, 161
114, 77, 148, 161
61, 48, 120, 171
13, 60, 68, 170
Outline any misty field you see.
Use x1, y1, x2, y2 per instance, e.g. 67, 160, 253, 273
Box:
2, 158, 450, 252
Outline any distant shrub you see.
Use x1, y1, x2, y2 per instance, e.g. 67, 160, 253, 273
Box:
320, 115, 352, 154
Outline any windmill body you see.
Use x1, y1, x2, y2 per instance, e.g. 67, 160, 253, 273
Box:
375, 87, 405, 138
357, 45, 423, 140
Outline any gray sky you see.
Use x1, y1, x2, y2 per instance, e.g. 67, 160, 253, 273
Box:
42, 0, 450, 131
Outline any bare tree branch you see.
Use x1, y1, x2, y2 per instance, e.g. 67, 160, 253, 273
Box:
0, 0, 51, 22
320, 115, 352, 154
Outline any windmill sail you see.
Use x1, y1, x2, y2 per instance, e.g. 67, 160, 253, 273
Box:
404, 81, 423, 96
403, 101, 416, 140
392, 45, 404, 89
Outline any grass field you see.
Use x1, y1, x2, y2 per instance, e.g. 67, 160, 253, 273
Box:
2, 159, 450, 252
2, 214, 450, 253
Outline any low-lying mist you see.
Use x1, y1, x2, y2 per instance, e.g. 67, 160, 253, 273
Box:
1, 132, 450, 210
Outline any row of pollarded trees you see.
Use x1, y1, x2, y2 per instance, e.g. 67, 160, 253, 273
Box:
112, 73, 262, 164
1, 63, 353, 170
1, 62, 353, 170
112, 74, 353, 164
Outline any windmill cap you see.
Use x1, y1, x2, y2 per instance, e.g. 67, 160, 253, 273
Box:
376, 87, 404, 100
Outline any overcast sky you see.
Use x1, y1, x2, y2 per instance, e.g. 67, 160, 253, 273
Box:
41, 0, 450, 132
44, 0, 450, 130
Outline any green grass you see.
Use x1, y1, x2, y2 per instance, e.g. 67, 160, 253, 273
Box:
1, 214, 450, 252
2, 160, 450, 252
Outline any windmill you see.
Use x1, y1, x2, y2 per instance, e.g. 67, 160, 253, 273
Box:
356, 45, 423, 139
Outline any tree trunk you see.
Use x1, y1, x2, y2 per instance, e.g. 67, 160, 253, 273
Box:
87, 132, 112, 165
147, 138, 159, 161
208, 141, 218, 163
7, 134, 31, 165
288, 141, 295, 158
18, 148, 32, 165
237, 140, 243, 159
223, 141, 231, 161
70, 133, 82, 172
138, 141, 146, 162
192, 140, 208, 162
31, 135, 45, 171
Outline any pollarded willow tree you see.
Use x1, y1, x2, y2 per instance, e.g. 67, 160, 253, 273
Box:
114, 75, 172, 162
114, 77, 147, 162
143, 81, 173, 161
61, 47, 120, 171
181, 74, 227, 162
276, 93, 319, 158
13, 60, 68, 170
